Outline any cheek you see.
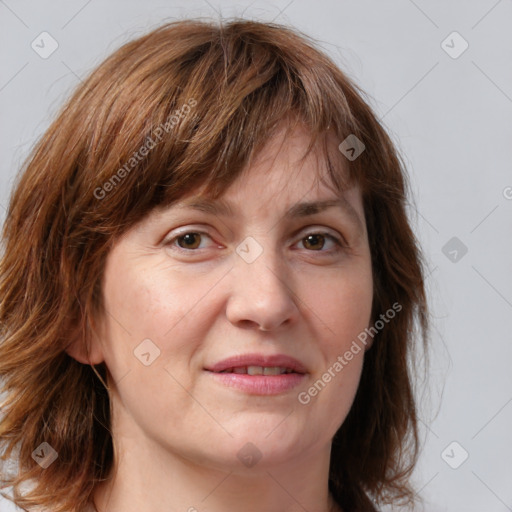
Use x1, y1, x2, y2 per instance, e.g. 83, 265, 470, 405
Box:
295, 263, 372, 428
99, 257, 222, 380
304, 262, 373, 347
99, 263, 220, 433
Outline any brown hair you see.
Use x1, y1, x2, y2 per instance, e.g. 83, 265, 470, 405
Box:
0, 18, 428, 512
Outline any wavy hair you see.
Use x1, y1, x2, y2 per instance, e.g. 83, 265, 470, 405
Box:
0, 18, 428, 512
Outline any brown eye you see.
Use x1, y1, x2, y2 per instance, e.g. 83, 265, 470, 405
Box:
176, 232, 203, 250
302, 234, 326, 251
164, 230, 219, 255
297, 232, 343, 254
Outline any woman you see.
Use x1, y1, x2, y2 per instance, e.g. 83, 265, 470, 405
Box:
0, 19, 428, 512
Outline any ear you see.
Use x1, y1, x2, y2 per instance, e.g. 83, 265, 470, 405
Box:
64, 320, 104, 365
363, 334, 374, 351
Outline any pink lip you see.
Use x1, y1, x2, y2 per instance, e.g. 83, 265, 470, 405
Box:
205, 353, 308, 374
204, 353, 308, 396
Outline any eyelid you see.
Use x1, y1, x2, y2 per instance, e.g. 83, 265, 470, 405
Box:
297, 230, 345, 253
164, 225, 347, 255
163, 228, 217, 250
295, 226, 347, 247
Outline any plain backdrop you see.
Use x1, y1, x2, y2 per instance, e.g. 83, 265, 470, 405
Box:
1, 1, 511, 511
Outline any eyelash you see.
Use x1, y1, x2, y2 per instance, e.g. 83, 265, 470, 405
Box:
164, 229, 345, 256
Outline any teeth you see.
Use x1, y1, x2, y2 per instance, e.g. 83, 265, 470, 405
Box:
247, 365, 263, 375
263, 366, 283, 376
221, 366, 294, 375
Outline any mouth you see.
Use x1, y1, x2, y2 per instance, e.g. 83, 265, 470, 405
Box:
204, 354, 307, 395
205, 353, 308, 374
217, 366, 298, 375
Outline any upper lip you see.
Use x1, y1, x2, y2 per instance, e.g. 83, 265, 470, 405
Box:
205, 354, 308, 374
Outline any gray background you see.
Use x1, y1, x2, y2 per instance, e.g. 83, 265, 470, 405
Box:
1, 1, 511, 511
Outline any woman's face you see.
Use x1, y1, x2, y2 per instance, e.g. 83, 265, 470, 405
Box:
91, 124, 373, 471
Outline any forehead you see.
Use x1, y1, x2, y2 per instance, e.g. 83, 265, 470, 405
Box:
150, 122, 364, 229
208, 120, 354, 201
171, 192, 364, 234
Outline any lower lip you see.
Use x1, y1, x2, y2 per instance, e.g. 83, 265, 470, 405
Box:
207, 371, 306, 395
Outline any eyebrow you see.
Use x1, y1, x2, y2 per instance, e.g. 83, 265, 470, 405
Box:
175, 196, 364, 231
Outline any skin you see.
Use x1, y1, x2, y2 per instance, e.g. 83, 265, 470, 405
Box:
67, 123, 374, 512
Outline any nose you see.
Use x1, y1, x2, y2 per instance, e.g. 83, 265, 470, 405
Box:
225, 242, 299, 332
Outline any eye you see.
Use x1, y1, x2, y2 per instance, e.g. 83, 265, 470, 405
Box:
166, 231, 214, 251
164, 229, 345, 256
296, 231, 344, 253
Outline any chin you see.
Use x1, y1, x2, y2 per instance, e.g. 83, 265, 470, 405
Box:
210, 425, 315, 470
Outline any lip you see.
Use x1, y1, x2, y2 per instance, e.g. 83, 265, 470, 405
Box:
204, 353, 308, 396
205, 353, 308, 374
